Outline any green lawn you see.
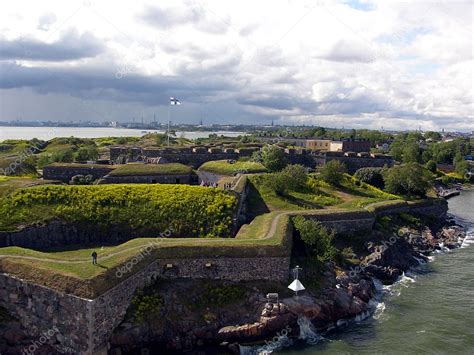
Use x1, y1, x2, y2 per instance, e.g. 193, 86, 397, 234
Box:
0, 211, 292, 297
108, 163, 192, 176
247, 173, 398, 213
247, 174, 342, 213
198, 160, 267, 176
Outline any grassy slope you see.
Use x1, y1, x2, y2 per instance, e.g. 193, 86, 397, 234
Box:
247, 173, 398, 213
109, 163, 192, 176
0, 184, 237, 236
198, 160, 267, 176
0, 212, 292, 298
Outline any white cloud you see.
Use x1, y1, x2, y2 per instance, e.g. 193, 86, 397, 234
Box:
0, 0, 472, 131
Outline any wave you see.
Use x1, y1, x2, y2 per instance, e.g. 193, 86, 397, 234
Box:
461, 229, 474, 249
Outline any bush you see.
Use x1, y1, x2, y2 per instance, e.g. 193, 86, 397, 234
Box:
354, 167, 384, 188
319, 160, 347, 185
74, 146, 98, 162
264, 164, 308, 195
281, 164, 308, 190
0, 185, 237, 236
260, 145, 287, 172
425, 160, 437, 173
292, 215, 337, 262
383, 163, 433, 197
129, 293, 163, 324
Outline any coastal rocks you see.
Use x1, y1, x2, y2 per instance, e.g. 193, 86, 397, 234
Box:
437, 225, 465, 249
218, 301, 296, 341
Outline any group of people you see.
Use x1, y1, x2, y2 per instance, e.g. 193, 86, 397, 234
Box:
223, 182, 233, 190
199, 180, 234, 190
200, 180, 218, 188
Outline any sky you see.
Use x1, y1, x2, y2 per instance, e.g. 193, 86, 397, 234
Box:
0, 0, 472, 131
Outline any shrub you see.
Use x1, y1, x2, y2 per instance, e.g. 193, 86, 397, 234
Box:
354, 167, 384, 188
319, 160, 347, 185
292, 215, 337, 262
425, 160, 437, 173
281, 164, 308, 190
129, 293, 163, 323
383, 163, 433, 197
264, 164, 308, 195
0, 185, 237, 236
260, 145, 287, 172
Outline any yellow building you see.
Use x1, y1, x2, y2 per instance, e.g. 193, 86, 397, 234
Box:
305, 139, 331, 151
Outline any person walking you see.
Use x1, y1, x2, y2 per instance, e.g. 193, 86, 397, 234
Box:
91, 251, 98, 265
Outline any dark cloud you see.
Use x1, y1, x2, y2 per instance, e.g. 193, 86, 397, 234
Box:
0, 62, 233, 106
0, 31, 104, 62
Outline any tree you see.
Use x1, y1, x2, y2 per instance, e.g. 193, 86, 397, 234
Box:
425, 160, 437, 173
292, 215, 337, 262
354, 167, 384, 188
52, 149, 74, 163
281, 164, 308, 190
319, 160, 347, 185
260, 145, 286, 172
265, 164, 308, 195
74, 146, 98, 162
383, 163, 433, 197
402, 141, 421, 163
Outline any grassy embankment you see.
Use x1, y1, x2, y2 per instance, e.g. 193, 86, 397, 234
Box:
198, 160, 267, 176
247, 173, 399, 213
0, 172, 401, 297
108, 163, 193, 176
0, 184, 237, 236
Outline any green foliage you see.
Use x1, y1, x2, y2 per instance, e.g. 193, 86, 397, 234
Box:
398, 212, 421, 227
292, 215, 338, 262
70, 174, 94, 185
198, 160, 267, 176
109, 163, 192, 176
74, 146, 98, 162
260, 145, 287, 172
0, 185, 237, 236
354, 167, 384, 188
129, 292, 163, 324
265, 164, 308, 195
383, 163, 433, 197
425, 160, 437, 173
319, 160, 347, 185
51, 148, 74, 163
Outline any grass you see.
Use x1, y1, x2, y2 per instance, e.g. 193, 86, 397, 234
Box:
247, 174, 341, 212
0, 177, 60, 199
0, 184, 237, 236
0, 212, 293, 298
198, 160, 267, 176
108, 163, 192, 176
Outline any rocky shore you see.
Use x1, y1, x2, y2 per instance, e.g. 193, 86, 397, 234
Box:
0, 218, 466, 354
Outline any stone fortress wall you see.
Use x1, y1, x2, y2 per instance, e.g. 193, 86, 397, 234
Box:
0, 198, 447, 354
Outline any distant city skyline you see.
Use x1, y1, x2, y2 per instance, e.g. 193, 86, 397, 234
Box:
0, 0, 473, 131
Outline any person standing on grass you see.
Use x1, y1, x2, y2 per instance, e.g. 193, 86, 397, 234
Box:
91, 251, 98, 265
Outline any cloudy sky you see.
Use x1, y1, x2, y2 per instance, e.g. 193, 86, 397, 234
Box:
0, 0, 472, 131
